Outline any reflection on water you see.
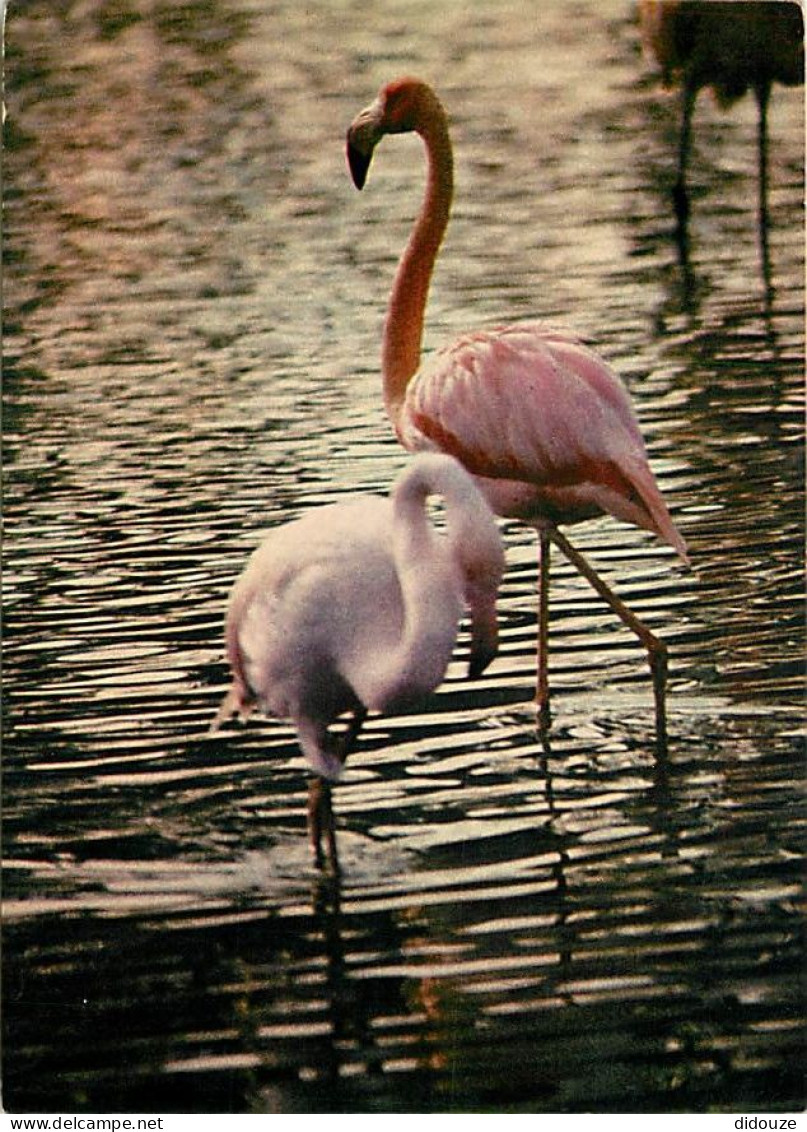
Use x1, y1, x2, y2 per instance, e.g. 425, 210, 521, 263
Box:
3, 0, 804, 1115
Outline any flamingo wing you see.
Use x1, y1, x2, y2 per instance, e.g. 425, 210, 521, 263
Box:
398, 323, 688, 560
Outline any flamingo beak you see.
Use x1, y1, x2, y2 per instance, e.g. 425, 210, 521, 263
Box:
347, 139, 372, 190
346, 99, 383, 190
468, 641, 496, 680
467, 604, 499, 679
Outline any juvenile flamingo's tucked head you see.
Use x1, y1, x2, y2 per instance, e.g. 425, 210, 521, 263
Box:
346, 77, 438, 190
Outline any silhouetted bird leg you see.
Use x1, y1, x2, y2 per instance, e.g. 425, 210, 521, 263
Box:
536, 530, 552, 732
756, 78, 772, 242
548, 529, 669, 757
757, 80, 771, 218
307, 707, 368, 872
674, 81, 697, 225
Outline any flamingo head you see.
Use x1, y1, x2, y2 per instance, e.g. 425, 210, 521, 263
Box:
463, 555, 504, 680
453, 510, 505, 680
346, 77, 435, 190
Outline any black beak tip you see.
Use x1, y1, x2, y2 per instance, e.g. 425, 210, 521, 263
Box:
347, 140, 371, 190
467, 650, 494, 681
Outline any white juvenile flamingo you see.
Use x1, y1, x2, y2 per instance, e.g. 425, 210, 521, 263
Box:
639, 0, 804, 224
346, 77, 689, 745
212, 452, 504, 866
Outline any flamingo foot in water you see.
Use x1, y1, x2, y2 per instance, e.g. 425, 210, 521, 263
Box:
308, 777, 340, 873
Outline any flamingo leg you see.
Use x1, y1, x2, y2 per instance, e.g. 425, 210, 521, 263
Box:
674, 81, 697, 225
308, 777, 339, 871
756, 79, 772, 232
547, 529, 669, 756
307, 707, 369, 872
536, 530, 551, 731
756, 80, 769, 216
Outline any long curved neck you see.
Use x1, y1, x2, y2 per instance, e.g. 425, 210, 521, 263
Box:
383, 99, 453, 424
386, 477, 460, 698
355, 474, 461, 712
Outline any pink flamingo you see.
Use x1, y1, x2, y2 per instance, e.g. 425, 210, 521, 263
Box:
213, 452, 504, 867
640, 1, 804, 224
346, 77, 689, 745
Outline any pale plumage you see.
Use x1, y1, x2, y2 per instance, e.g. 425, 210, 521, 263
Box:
213, 452, 504, 862
346, 77, 689, 745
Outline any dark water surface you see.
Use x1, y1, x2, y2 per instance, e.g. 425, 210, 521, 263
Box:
3, 0, 804, 1115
